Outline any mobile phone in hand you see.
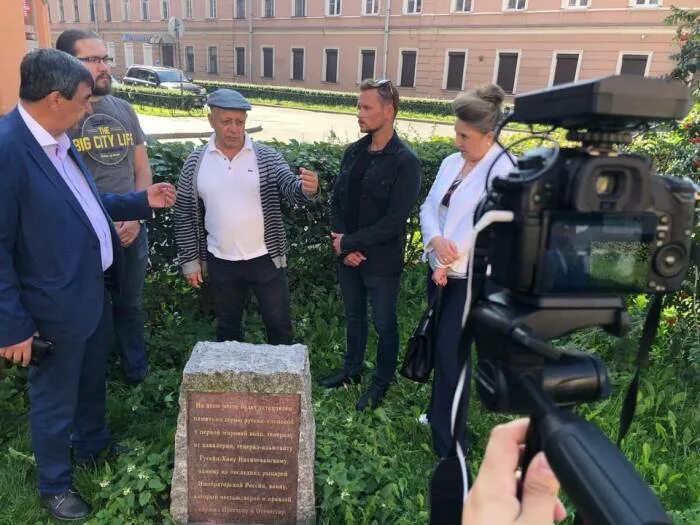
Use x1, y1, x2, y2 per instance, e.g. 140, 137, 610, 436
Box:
30, 337, 54, 367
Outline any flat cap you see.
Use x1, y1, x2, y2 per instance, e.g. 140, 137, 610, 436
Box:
207, 88, 252, 111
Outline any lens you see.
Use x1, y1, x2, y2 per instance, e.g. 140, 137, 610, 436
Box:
595, 171, 618, 195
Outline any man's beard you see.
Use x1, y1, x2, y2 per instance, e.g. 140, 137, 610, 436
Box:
92, 75, 112, 96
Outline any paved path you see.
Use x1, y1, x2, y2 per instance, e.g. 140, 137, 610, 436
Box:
138, 104, 455, 144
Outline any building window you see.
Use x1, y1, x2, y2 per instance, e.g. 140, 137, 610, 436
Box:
453, 0, 471, 11
142, 43, 153, 65
161, 0, 170, 19
185, 45, 195, 72
107, 42, 116, 65
235, 0, 245, 18
235, 46, 246, 75
208, 0, 217, 18
551, 53, 580, 85
294, 0, 306, 16
404, 0, 421, 14
324, 48, 338, 82
262, 47, 274, 77
504, 0, 526, 10
327, 0, 341, 16
565, 0, 588, 7
124, 42, 134, 67
208, 46, 219, 73
141, 0, 149, 20
263, 0, 274, 17
632, 0, 660, 6
183, 0, 193, 18
123, 0, 130, 20
495, 52, 519, 94
73, 0, 80, 21
363, 0, 379, 15
58, 0, 65, 22
89, 0, 96, 22
104, 0, 112, 20
399, 50, 417, 87
619, 53, 649, 75
444, 51, 466, 90
291, 48, 304, 80
360, 49, 375, 81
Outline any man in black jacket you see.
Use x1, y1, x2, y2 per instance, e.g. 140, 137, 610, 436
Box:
322, 79, 422, 411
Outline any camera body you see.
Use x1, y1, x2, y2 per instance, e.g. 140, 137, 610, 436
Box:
477, 75, 697, 299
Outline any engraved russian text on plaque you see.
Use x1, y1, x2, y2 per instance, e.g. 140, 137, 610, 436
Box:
187, 392, 301, 524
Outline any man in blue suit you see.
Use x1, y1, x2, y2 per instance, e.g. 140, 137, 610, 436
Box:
0, 49, 175, 520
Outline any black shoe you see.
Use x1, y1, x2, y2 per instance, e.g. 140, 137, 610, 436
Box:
76, 442, 131, 467
320, 370, 361, 389
356, 384, 389, 411
42, 488, 91, 521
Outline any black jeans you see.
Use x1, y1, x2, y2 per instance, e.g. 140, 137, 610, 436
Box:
338, 265, 401, 388
207, 254, 293, 345
427, 270, 475, 458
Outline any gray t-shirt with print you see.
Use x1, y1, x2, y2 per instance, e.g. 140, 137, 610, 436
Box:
70, 95, 146, 194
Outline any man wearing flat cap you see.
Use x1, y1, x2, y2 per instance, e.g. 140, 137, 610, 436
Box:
174, 89, 319, 344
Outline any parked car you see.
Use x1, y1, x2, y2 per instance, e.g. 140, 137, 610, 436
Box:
122, 65, 207, 107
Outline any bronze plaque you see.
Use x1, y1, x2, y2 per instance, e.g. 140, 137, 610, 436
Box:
187, 392, 301, 524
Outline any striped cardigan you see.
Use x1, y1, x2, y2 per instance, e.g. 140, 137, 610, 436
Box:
174, 141, 314, 275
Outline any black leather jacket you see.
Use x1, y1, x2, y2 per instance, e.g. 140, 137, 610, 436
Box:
330, 132, 422, 275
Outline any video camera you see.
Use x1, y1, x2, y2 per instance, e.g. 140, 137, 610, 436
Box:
468, 75, 698, 524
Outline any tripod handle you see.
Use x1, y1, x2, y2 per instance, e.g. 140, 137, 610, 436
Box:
539, 409, 671, 525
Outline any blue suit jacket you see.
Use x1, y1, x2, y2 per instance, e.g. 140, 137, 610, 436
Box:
0, 108, 152, 346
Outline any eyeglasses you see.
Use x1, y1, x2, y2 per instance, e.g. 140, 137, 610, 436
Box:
367, 78, 392, 89
77, 56, 114, 65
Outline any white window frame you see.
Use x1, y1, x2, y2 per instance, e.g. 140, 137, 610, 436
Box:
58, 0, 65, 22
160, 0, 170, 19
292, 0, 306, 16
234, 46, 246, 76
89, 0, 96, 23
290, 46, 306, 80
73, 0, 80, 21
140, 0, 149, 20
363, 0, 379, 15
104, 0, 112, 21
547, 50, 582, 86
327, 0, 341, 16
403, 0, 421, 14
182, 0, 193, 18
184, 45, 196, 73
262, 0, 275, 17
207, 0, 217, 18
452, 0, 472, 12
357, 47, 378, 83
207, 45, 219, 73
493, 49, 521, 94
561, 0, 589, 9
142, 43, 153, 66
397, 47, 419, 88
261, 45, 275, 78
616, 51, 652, 76
322, 47, 340, 83
124, 42, 134, 67
107, 42, 116, 66
502, 0, 527, 11
629, 0, 661, 7
442, 48, 468, 91
122, 0, 129, 20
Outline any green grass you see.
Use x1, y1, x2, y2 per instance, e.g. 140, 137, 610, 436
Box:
0, 264, 697, 524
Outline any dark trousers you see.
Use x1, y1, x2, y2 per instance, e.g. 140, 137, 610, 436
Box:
28, 289, 113, 495
427, 270, 475, 458
207, 253, 293, 345
112, 226, 149, 381
338, 265, 401, 388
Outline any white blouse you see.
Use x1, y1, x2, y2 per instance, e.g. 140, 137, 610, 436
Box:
420, 144, 514, 277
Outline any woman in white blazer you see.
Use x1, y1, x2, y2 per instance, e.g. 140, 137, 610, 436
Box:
419, 84, 514, 458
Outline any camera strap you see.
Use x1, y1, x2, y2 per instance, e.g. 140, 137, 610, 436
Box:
616, 293, 664, 447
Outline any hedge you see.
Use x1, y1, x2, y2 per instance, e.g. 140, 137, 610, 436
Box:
112, 84, 202, 111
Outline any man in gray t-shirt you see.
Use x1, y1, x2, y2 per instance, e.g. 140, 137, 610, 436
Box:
58, 29, 153, 385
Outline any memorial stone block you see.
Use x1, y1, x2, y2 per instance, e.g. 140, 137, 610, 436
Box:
170, 341, 315, 524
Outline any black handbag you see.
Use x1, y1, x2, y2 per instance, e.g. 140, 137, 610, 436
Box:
400, 287, 442, 383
